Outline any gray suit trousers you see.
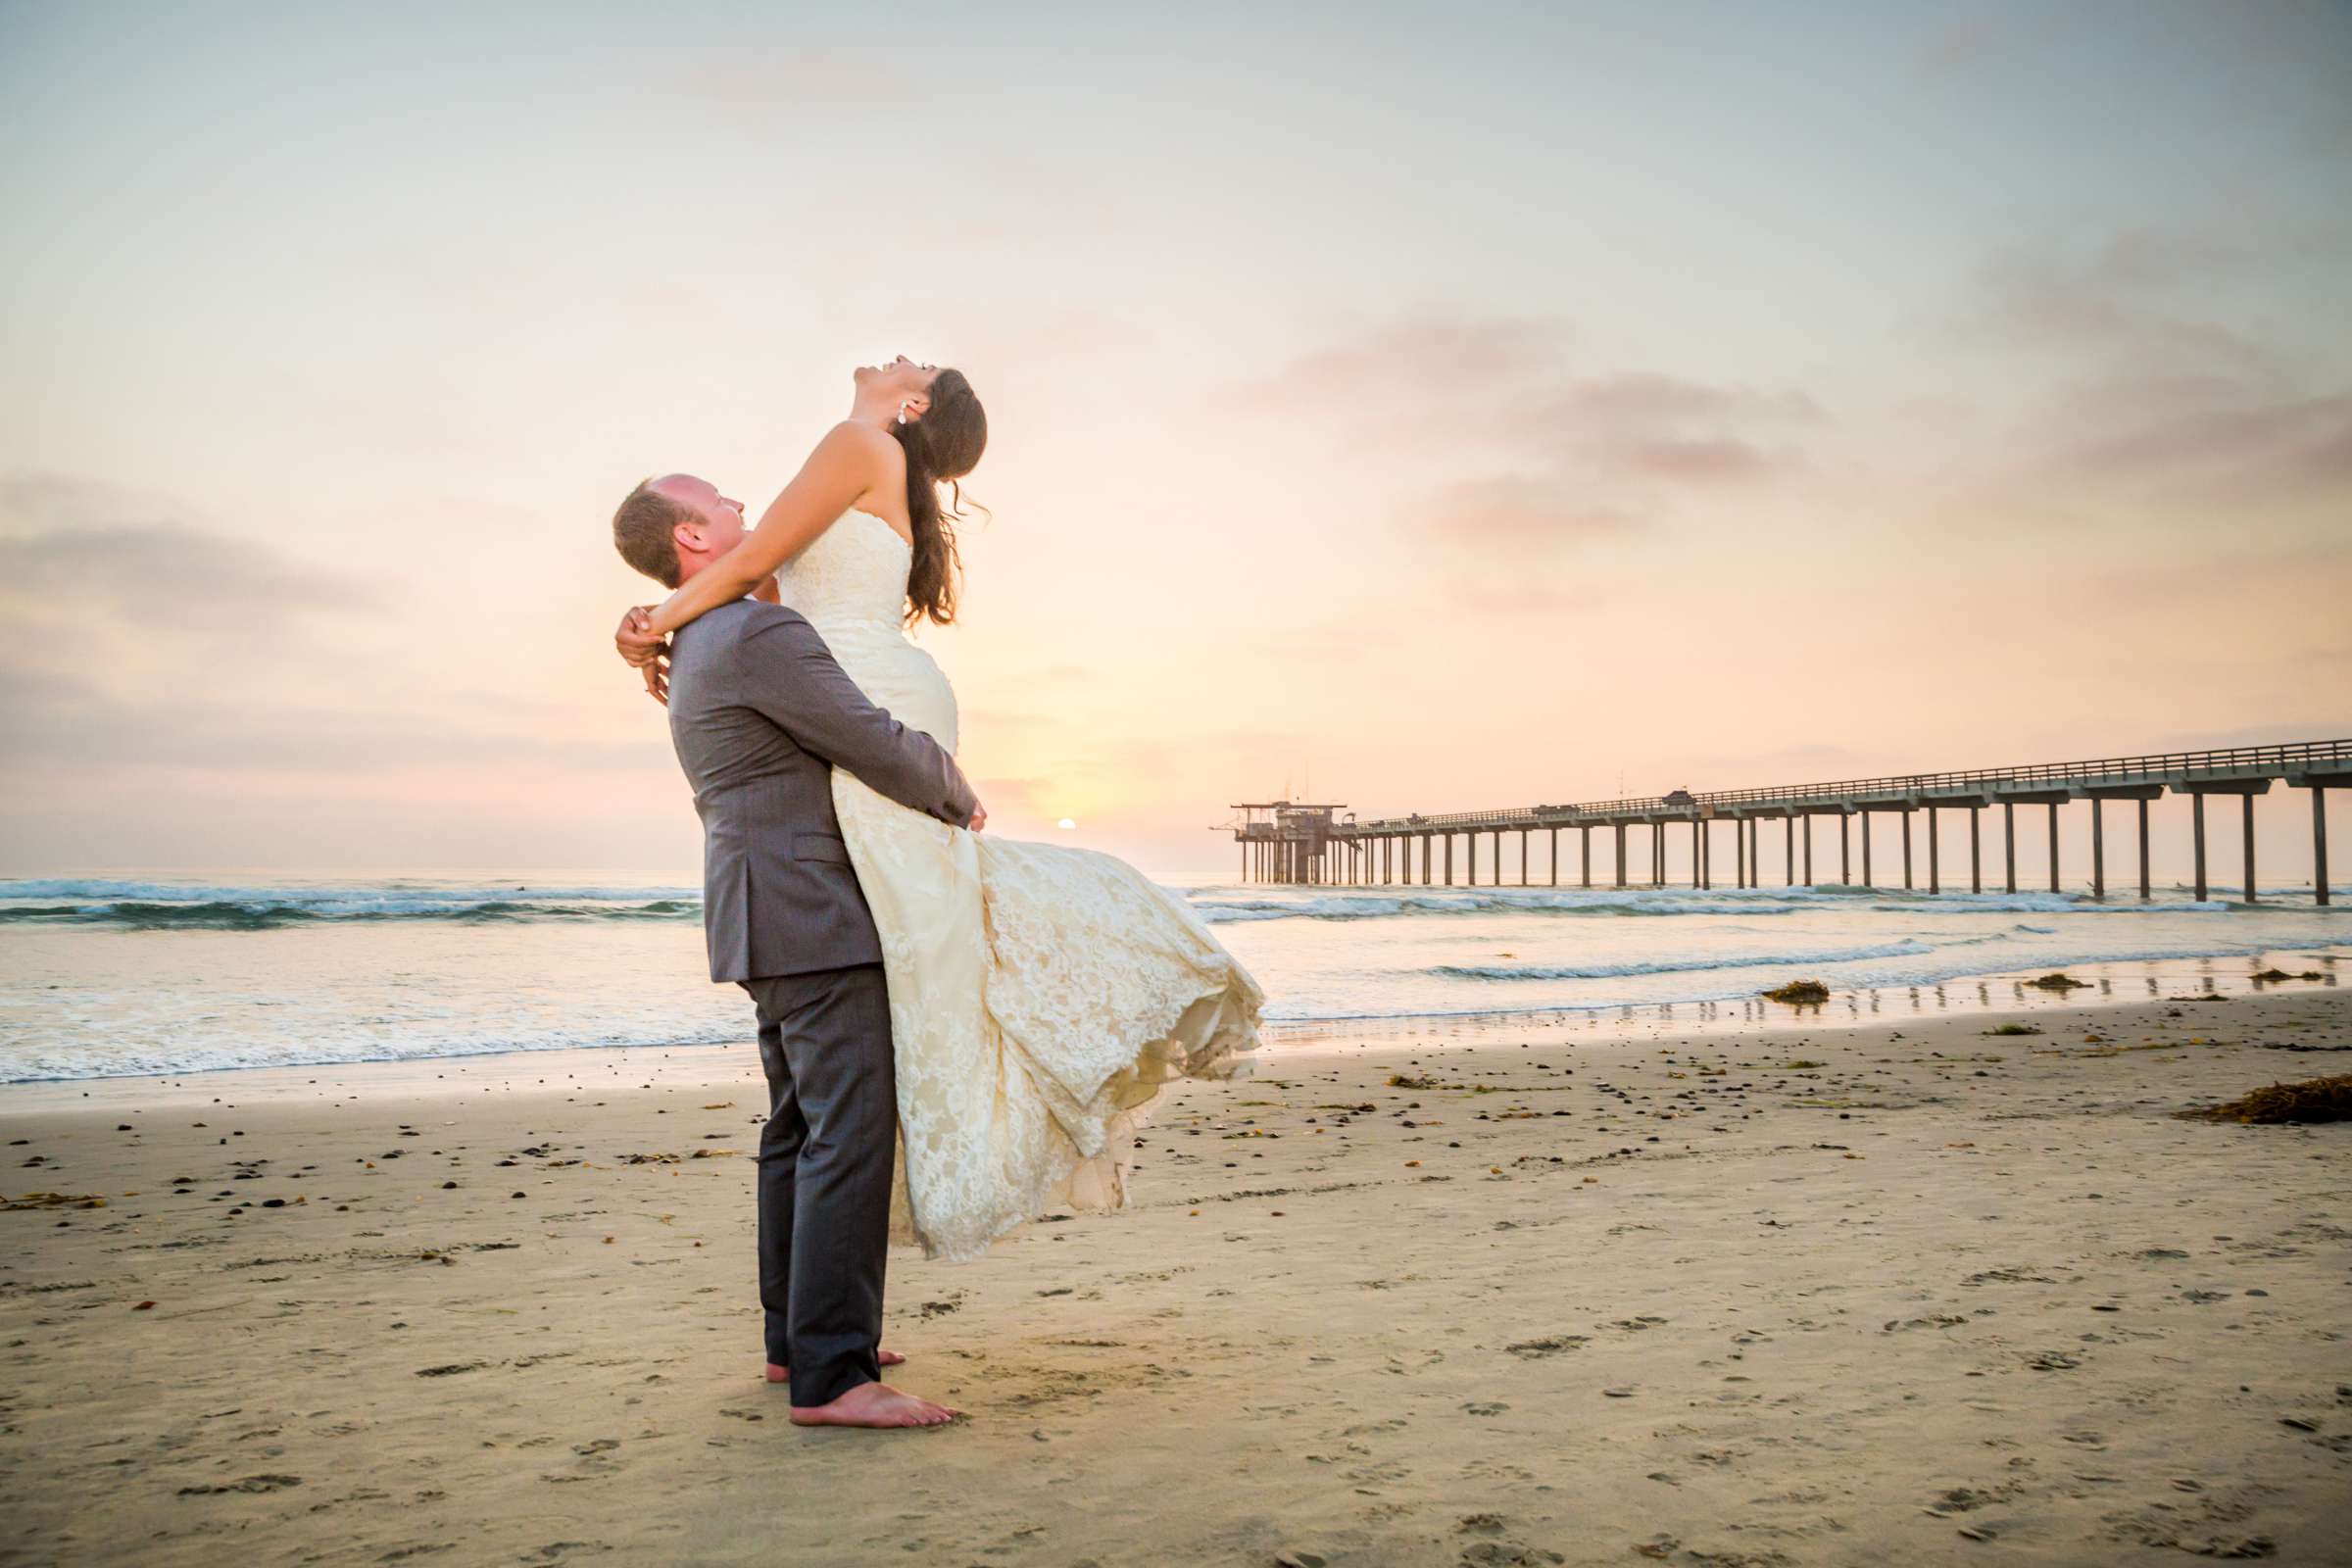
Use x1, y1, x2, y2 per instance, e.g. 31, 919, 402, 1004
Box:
740, 962, 896, 1408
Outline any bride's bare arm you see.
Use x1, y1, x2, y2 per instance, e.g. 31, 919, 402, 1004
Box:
614, 422, 888, 662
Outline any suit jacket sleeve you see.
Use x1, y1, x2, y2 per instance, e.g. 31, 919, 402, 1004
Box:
728, 608, 978, 827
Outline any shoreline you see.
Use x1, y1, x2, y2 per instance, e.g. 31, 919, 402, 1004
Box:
2, 951, 2336, 1110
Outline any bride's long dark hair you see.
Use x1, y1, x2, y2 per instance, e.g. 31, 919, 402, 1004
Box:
893, 368, 987, 626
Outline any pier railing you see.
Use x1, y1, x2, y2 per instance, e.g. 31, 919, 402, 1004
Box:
1356, 739, 2352, 831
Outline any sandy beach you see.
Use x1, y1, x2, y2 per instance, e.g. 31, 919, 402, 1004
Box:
3, 981, 2348, 1567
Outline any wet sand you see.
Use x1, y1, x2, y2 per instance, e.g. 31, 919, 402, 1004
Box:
3, 981, 2348, 1566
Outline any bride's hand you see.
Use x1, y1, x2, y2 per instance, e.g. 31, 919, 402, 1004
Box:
641, 649, 670, 708
615, 607, 665, 668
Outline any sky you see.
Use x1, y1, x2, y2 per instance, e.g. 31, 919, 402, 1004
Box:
1, 0, 2347, 879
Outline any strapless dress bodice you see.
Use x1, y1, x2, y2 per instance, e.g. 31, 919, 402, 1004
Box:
774, 509, 915, 631
774, 509, 958, 753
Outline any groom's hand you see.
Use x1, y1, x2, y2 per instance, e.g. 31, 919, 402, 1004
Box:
967, 802, 987, 832
641, 650, 670, 707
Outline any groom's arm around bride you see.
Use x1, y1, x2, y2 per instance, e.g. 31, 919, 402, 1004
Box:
723, 605, 978, 834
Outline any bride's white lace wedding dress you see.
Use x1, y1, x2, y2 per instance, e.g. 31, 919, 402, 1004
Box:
773, 508, 1263, 1263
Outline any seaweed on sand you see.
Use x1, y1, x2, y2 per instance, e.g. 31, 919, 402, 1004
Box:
2026, 972, 2089, 990
1, 1192, 111, 1210
2176, 1074, 2352, 1126
1762, 980, 1830, 1004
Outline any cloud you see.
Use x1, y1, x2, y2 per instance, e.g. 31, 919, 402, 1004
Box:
1958, 235, 2290, 390
2049, 391, 2352, 502
0, 521, 380, 634
1233, 321, 1823, 487
1910, 13, 2014, 81
1413, 476, 1641, 549
0, 472, 509, 793
1543, 373, 1825, 432
1232, 317, 1828, 612
0, 469, 382, 616
5, 687, 671, 784
1228, 318, 1576, 411
1935, 228, 2352, 525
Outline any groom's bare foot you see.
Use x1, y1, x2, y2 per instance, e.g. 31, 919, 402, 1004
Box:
766, 1349, 903, 1383
789, 1380, 961, 1429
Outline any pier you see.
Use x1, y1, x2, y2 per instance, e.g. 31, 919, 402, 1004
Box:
1223, 738, 2349, 904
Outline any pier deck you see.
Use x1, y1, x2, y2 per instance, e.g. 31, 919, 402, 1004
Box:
1222, 738, 2350, 903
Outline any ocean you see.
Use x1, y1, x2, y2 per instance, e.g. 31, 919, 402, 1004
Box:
0, 872, 2343, 1084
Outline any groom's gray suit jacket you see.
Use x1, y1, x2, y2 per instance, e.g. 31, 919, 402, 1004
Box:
664, 597, 976, 983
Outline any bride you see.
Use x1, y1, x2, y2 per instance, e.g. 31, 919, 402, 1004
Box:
613, 355, 1262, 1263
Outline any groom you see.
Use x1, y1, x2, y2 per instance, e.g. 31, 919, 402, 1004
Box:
612, 473, 981, 1430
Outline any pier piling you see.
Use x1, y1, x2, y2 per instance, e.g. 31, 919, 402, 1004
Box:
2193, 793, 2208, 901
2139, 799, 2151, 901
2244, 795, 2257, 905
2313, 784, 2330, 906
2092, 798, 2104, 899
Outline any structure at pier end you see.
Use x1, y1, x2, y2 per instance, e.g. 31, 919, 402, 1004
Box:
1224, 802, 1351, 886
1217, 738, 2350, 905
